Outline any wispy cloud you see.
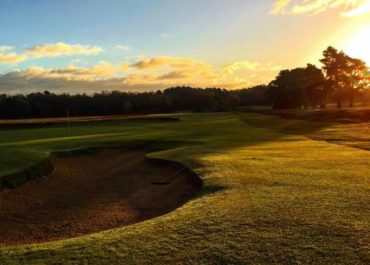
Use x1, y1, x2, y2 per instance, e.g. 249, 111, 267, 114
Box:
19, 61, 128, 82
26, 42, 103, 58
131, 56, 198, 70
270, 0, 370, 16
0, 52, 27, 64
1, 42, 104, 64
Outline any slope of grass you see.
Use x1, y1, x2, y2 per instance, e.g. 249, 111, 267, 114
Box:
240, 113, 370, 151
0, 113, 369, 264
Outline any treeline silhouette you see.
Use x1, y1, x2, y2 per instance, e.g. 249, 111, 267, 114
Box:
0, 46, 369, 119
0, 87, 251, 119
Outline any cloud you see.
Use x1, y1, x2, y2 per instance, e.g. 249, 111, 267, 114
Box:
126, 56, 216, 85
0, 68, 165, 94
157, 71, 193, 80
270, 0, 370, 16
26, 42, 103, 58
0, 52, 28, 64
115, 45, 131, 51
129, 56, 223, 86
126, 57, 264, 89
221, 61, 282, 87
222, 61, 282, 74
19, 62, 122, 82
131, 56, 197, 70
0, 55, 279, 94
0, 43, 104, 64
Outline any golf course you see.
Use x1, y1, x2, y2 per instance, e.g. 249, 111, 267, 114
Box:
0, 112, 369, 264
1, 1, 370, 264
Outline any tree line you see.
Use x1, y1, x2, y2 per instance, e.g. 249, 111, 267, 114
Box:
0, 46, 369, 119
0, 87, 244, 119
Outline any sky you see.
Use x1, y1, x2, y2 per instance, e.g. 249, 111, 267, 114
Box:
0, 0, 369, 94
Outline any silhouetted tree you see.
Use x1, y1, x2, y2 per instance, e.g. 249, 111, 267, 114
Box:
320, 46, 346, 108
346, 57, 368, 107
302, 64, 330, 109
320, 46, 368, 108
267, 65, 327, 109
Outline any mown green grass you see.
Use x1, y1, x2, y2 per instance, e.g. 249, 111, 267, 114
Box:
0, 113, 369, 264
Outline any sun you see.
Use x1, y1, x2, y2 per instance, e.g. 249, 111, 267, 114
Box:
342, 23, 370, 66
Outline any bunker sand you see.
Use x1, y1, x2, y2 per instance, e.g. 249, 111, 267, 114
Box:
0, 149, 201, 246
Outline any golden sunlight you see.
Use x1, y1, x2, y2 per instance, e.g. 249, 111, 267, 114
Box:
342, 23, 370, 66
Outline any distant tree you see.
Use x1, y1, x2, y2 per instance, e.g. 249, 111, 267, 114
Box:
0, 87, 247, 119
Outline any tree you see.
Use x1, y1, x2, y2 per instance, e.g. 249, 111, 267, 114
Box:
301, 64, 329, 108
267, 64, 327, 109
320, 46, 349, 108
346, 57, 368, 107
320, 46, 369, 108
267, 69, 303, 109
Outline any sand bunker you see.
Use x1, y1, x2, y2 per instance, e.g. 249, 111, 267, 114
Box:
0, 149, 201, 246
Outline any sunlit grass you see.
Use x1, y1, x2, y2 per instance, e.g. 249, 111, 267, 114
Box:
0, 113, 369, 264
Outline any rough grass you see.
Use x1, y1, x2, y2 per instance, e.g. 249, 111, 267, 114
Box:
0, 113, 369, 264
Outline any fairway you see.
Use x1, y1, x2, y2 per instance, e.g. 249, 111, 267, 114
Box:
0, 112, 369, 264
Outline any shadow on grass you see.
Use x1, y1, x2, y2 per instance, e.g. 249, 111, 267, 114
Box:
240, 112, 370, 151
240, 112, 331, 136
197, 184, 227, 197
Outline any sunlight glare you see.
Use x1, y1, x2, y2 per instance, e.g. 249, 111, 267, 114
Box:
342, 23, 370, 66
